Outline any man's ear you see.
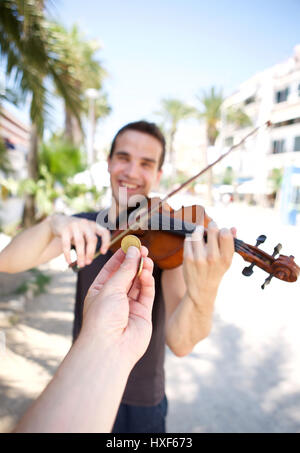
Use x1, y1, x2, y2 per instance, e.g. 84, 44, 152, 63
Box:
107, 157, 111, 173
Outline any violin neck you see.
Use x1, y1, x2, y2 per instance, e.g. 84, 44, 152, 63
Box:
148, 214, 270, 264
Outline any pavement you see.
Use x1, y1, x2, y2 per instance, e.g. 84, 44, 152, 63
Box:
1, 203, 300, 433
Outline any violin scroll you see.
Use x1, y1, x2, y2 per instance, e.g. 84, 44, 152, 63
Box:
236, 234, 300, 289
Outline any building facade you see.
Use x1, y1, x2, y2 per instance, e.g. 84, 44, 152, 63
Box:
218, 45, 300, 222
0, 107, 30, 227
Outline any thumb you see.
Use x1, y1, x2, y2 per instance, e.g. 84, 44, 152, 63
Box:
108, 246, 140, 291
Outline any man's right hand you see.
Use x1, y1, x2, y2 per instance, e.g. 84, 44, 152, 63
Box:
50, 214, 111, 268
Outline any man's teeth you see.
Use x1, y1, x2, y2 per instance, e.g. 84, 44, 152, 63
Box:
120, 182, 139, 189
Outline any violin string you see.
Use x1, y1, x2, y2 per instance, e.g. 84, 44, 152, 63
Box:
234, 239, 270, 262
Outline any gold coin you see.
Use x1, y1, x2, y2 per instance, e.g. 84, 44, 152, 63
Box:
137, 257, 144, 277
121, 235, 142, 254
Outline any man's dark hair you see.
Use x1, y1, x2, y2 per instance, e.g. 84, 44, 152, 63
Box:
109, 120, 166, 170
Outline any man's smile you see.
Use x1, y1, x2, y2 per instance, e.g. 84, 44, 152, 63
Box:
118, 180, 142, 191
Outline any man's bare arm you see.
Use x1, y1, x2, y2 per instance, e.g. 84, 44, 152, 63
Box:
162, 223, 235, 357
0, 214, 111, 274
0, 217, 62, 273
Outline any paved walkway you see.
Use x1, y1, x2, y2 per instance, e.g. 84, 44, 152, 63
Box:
0, 204, 300, 433
0, 264, 76, 433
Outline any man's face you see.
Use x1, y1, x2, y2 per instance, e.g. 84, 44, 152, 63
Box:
108, 130, 163, 207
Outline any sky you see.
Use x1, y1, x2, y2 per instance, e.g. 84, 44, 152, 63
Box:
4, 0, 300, 147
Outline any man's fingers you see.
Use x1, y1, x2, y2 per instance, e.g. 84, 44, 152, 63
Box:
219, 228, 235, 265
184, 234, 194, 259
72, 223, 85, 268
207, 221, 220, 260
230, 227, 237, 237
61, 229, 71, 264
83, 231, 98, 265
191, 225, 206, 260
95, 224, 111, 254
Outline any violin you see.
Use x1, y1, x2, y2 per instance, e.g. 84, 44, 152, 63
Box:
70, 199, 300, 290
69, 121, 300, 288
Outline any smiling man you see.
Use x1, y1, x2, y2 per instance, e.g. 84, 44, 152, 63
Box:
0, 120, 235, 433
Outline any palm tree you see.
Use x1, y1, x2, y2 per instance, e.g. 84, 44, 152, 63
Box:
51, 23, 110, 147
156, 98, 196, 176
196, 87, 224, 205
225, 106, 252, 129
0, 1, 83, 226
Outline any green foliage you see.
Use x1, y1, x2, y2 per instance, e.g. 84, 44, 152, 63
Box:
0, 0, 82, 132
156, 99, 196, 125
268, 168, 283, 193
0, 137, 12, 174
51, 22, 110, 141
39, 136, 87, 184
63, 182, 106, 213
222, 166, 234, 185
225, 107, 252, 129
196, 86, 223, 145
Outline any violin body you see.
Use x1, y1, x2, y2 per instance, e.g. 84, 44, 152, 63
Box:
110, 202, 210, 269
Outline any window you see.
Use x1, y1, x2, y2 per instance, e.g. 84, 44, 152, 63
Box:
275, 87, 289, 103
244, 95, 256, 105
294, 136, 300, 152
272, 140, 286, 154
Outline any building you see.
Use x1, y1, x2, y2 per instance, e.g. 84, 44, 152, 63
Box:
218, 45, 300, 221
0, 106, 30, 179
0, 107, 30, 227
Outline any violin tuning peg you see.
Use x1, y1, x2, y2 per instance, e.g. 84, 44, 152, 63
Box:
242, 263, 255, 277
256, 235, 267, 246
261, 274, 273, 290
272, 243, 282, 257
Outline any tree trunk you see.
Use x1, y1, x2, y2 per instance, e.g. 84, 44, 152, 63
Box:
22, 123, 39, 228
65, 106, 83, 146
202, 147, 214, 206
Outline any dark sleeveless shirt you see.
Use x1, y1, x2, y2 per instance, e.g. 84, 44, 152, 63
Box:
72, 211, 166, 406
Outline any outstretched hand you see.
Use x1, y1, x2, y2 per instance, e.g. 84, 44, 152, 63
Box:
81, 246, 155, 367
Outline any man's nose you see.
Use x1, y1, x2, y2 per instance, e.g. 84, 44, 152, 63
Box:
125, 161, 139, 178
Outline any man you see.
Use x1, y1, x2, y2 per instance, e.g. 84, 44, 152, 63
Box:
0, 121, 235, 433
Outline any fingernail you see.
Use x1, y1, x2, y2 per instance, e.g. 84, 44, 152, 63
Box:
126, 246, 139, 258
209, 221, 218, 228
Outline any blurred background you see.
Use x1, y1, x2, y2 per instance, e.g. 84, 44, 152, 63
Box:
0, 0, 300, 433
